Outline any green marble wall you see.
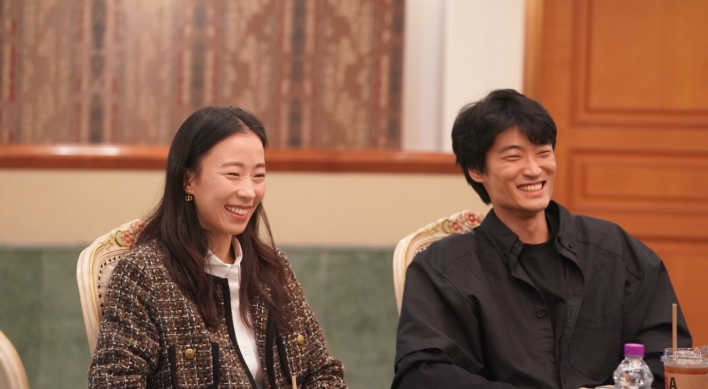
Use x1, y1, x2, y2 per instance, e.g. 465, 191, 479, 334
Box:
0, 245, 398, 389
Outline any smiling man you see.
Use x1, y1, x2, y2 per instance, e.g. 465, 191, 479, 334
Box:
392, 89, 691, 389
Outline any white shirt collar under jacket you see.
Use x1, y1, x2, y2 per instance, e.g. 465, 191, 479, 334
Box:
205, 237, 264, 389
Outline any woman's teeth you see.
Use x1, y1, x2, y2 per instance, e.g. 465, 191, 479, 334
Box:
225, 206, 248, 215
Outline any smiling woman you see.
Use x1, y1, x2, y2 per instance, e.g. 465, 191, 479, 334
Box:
87, 106, 348, 389
185, 131, 267, 265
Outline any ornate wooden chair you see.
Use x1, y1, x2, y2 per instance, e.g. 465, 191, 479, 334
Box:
76, 219, 144, 354
392, 210, 484, 314
0, 329, 30, 389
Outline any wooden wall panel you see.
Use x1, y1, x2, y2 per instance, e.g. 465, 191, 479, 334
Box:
574, 211, 708, 242
570, 0, 708, 127
540, 0, 708, 345
647, 240, 708, 346
568, 151, 708, 211
587, 0, 708, 111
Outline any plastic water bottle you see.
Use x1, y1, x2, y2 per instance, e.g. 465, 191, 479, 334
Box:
613, 343, 654, 389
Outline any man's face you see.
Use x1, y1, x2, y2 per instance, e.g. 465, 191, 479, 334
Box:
468, 126, 556, 219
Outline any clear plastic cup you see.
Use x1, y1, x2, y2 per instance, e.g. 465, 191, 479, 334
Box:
662, 347, 708, 389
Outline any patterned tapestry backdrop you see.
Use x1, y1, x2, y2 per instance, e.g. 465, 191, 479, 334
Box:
0, 0, 404, 149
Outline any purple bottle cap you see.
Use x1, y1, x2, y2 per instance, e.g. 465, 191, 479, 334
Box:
625, 343, 645, 357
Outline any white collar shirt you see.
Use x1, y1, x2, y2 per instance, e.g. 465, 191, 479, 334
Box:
205, 238, 263, 389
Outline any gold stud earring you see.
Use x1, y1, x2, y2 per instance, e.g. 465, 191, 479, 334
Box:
186, 192, 193, 201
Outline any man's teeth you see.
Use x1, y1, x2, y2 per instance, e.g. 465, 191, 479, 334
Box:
518, 183, 543, 192
225, 206, 248, 215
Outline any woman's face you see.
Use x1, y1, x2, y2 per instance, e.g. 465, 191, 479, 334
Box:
184, 131, 266, 249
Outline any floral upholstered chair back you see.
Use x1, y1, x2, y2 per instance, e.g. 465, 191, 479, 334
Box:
0, 329, 30, 389
77, 219, 145, 354
393, 210, 484, 315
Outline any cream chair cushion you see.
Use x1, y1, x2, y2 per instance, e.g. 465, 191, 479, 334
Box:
77, 219, 145, 354
0, 329, 30, 389
393, 210, 483, 314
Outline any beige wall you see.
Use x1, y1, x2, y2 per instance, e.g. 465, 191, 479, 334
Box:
0, 170, 489, 247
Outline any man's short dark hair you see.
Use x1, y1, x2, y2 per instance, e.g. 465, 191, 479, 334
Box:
451, 89, 557, 204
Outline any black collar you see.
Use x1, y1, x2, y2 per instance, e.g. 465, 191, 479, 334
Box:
478, 201, 578, 269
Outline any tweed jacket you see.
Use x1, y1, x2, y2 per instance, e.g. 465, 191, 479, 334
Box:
88, 241, 347, 389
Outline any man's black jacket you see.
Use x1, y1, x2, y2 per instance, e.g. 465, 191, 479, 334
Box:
393, 201, 691, 389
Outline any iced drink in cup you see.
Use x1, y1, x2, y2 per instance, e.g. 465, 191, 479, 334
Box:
662, 347, 708, 389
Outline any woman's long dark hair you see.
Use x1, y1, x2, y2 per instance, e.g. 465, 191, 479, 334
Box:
136, 106, 292, 331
